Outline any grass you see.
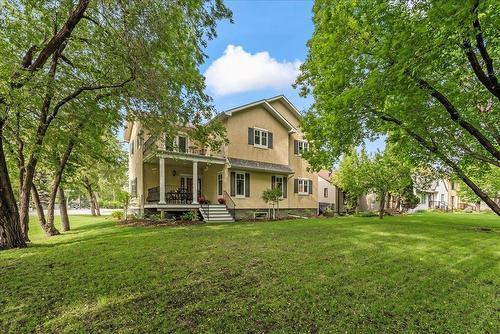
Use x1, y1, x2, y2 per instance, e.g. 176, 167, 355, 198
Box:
0, 213, 499, 333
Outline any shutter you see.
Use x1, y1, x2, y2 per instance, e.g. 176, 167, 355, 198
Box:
271, 176, 276, 189
294, 179, 298, 193
230, 172, 235, 196
283, 178, 288, 198
268, 132, 273, 149
248, 128, 254, 145
245, 173, 250, 197
294, 140, 298, 155
309, 180, 313, 194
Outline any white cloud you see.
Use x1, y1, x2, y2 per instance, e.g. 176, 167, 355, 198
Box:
204, 45, 301, 96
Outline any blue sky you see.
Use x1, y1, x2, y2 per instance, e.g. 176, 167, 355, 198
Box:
201, 0, 384, 152
201, 0, 314, 112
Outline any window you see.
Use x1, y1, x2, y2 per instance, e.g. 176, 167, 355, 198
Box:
174, 135, 187, 153
217, 173, 223, 196
130, 140, 134, 155
441, 194, 445, 203
324, 188, 328, 198
272, 176, 285, 197
236, 172, 245, 197
298, 179, 310, 195
420, 193, 426, 204
451, 182, 455, 190
295, 140, 309, 155
254, 128, 268, 148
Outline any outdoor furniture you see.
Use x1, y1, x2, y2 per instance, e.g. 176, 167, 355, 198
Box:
253, 211, 269, 220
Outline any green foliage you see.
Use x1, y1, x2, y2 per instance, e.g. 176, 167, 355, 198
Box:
295, 0, 499, 208
181, 210, 197, 222
458, 166, 500, 203
261, 188, 283, 205
111, 211, 124, 220
353, 211, 378, 217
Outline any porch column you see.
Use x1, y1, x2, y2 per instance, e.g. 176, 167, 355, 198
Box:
192, 161, 198, 204
159, 158, 166, 204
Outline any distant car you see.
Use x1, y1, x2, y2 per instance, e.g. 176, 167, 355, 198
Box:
69, 203, 80, 209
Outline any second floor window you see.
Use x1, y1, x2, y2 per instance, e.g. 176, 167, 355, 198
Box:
130, 140, 135, 155
294, 140, 309, 155
324, 188, 328, 198
254, 128, 268, 148
175, 135, 187, 153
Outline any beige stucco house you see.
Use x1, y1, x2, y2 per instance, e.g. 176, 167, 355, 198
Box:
124, 95, 319, 221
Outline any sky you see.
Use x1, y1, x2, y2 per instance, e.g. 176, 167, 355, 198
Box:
122, 1, 384, 153
201, 0, 314, 112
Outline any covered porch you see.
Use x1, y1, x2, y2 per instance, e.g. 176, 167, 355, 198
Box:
143, 152, 226, 209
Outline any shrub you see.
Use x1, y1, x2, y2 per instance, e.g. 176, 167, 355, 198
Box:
415, 209, 427, 213
181, 210, 197, 221
111, 211, 124, 220
322, 207, 336, 217
218, 198, 226, 205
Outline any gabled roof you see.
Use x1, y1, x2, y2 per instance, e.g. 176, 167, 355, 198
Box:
217, 95, 301, 133
318, 170, 332, 182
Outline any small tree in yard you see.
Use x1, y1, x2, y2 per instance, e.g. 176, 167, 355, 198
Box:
262, 188, 283, 220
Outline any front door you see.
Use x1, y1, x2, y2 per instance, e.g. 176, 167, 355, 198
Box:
180, 176, 202, 197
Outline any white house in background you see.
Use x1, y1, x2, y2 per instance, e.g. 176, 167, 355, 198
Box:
317, 170, 345, 214
411, 178, 451, 212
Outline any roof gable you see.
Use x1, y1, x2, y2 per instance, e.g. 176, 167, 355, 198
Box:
219, 95, 300, 133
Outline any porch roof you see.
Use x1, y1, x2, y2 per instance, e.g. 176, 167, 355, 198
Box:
228, 157, 294, 174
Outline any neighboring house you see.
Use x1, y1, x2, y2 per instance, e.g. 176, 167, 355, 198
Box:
317, 170, 345, 214
124, 95, 318, 221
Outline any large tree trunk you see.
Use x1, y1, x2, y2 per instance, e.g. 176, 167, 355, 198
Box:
94, 192, 101, 216
85, 181, 96, 216
31, 184, 59, 236
379, 192, 386, 219
0, 121, 26, 249
47, 141, 74, 229
59, 186, 70, 232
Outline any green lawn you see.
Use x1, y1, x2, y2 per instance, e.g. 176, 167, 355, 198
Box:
1, 213, 499, 333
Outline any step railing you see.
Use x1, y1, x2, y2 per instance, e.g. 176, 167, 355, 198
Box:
223, 191, 236, 219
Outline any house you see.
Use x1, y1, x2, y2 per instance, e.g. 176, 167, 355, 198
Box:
317, 170, 345, 214
124, 95, 319, 221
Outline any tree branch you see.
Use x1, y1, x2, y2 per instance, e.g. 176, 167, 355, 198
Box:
416, 78, 500, 161
27, 0, 90, 72
48, 75, 135, 125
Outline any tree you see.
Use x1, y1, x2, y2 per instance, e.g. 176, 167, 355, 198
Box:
334, 148, 413, 218
331, 149, 368, 212
296, 0, 500, 215
458, 166, 500, 210
261, 188, 283, 220
0, 1, 231, 248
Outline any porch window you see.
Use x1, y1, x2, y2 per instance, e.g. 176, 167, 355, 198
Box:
254, 128, 268, 148
236, 172, 245, 197
217, 173, 223, 196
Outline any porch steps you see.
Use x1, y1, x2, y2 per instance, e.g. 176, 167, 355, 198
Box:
199, 204, 234, 222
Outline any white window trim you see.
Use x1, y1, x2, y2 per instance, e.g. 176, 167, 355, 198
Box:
297, 140, 309, 156
253, 127, 269, 149
273, 175, 286, 198
235, 171, 246, 198
298, 178, 310, 195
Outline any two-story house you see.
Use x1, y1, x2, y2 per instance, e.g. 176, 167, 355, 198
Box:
124, 95, 318, 221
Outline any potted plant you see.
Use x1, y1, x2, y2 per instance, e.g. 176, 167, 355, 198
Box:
218, 197, 226, 205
